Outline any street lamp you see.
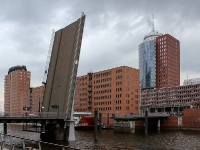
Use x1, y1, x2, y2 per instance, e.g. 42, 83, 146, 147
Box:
52, 86, 61, 118
23, 107, 30, 117
38, 100, 40, 113
51, 104, 59, 118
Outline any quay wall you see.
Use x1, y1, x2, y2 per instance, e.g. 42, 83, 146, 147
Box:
161, 108, 200, 130
182, 108, 200, 130
161, 117, 179, 130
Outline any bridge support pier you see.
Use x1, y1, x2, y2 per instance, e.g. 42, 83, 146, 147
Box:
40, 123, 66, 141
157, 119, 160, 131
178, 116, 182, 130
114, 121, 135, 133
68, 120, 75, 141
129, 121, 135, 133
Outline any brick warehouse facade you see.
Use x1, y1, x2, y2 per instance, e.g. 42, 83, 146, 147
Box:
141, 83, 200, 113
74, 66, 140, 125
156, 34, 180, 88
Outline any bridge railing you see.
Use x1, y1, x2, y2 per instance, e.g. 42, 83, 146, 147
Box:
0, 112, 67, 119
0, 133, 79, 150
113, 113, 170, 118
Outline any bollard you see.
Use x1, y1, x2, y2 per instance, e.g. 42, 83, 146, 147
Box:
99, 113, 102, 132
94, 110, 98, 141
1, 134, 5, 146
9, 135, 13, 149
3, 123, 7, 134
1, 141, 5, 149
107, 113, 109, 126
145, 110, 148, 134
38, 141, 41, 150
11, 144, 15, 150
22, 138, 26, 150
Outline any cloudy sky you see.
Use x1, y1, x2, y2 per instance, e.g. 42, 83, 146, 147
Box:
1, 0, 200, 106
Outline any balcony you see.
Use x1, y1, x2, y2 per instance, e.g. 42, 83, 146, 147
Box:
87, 104, 92, 108
88, 99, 91, 103
88, 82, 92, 87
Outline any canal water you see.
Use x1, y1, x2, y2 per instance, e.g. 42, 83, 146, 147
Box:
1, 124, 200, 149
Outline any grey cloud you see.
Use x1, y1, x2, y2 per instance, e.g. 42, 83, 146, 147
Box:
1, 0, 200, 103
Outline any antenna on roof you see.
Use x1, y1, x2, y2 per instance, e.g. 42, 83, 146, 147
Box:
152, 14, 154, 31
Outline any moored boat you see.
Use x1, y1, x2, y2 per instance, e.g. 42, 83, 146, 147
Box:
75, 116, 94, 130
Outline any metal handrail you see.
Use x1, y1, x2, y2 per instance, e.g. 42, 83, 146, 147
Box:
113, 113, 170, 118
0, 112, 67, 119
0, 133, 79, 150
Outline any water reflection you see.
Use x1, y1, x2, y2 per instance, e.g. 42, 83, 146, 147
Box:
1, 124, 200, 149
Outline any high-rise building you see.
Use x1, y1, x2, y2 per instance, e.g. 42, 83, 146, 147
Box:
139, 30, 180, 89
4, 65, 31, 112
139, 29, 162, 89
156, 34, 180, 88
74, 66, 140, 125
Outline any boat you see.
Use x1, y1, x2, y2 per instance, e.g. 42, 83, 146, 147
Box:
73, 112, 114, 130
73, 112, 92, 125
75, 116, 94, 130
101, 124, 114, 130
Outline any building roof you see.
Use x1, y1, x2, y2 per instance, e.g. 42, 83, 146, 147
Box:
8, 65, 27, 74
143, 29, 162, 41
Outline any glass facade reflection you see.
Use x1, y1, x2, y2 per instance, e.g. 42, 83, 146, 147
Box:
139, 40, 156, 89
139, 29, 162, 89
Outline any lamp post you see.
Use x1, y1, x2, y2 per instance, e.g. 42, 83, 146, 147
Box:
23, 107, 30, 117
38, 100, 40, 113
51, 104, 59, 118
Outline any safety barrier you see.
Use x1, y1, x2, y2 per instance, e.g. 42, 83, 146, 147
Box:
0, 133, 79, 150
0, 112, 66, 119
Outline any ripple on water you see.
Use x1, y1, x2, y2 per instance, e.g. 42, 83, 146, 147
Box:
2, 124, 200, 150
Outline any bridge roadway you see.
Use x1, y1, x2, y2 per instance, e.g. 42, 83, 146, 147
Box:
111, 113, 170, 121
0, 112, 66, 124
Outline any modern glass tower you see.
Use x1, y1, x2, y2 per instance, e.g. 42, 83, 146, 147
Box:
139, 29, 162, 89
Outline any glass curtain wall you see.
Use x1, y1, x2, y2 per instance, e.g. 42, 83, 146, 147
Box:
139, 40, 156, 89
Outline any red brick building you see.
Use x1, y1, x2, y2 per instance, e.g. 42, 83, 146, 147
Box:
156, 34, 180, 88
30, 86, 45, 113
4, 65, 44, 114
4, 66, 31, 112
74, 66, 140, 125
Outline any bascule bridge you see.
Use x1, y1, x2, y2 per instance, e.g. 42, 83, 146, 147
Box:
41, 13, 86, 140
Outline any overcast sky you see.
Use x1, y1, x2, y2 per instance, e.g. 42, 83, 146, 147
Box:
1, 0, 200, 106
